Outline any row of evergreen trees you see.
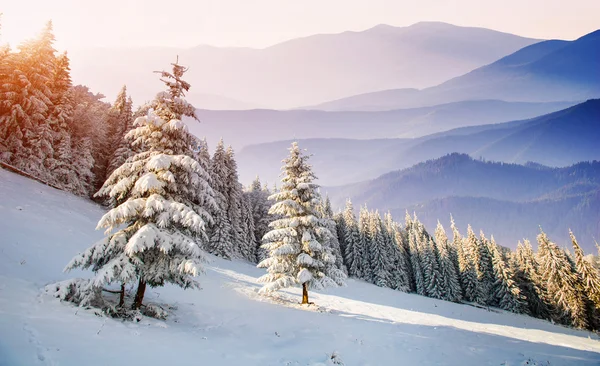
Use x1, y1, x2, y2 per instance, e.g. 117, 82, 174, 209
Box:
333, 204, 600, 330
0, 22, 137, 196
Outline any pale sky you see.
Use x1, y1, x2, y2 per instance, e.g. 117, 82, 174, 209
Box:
1, 0, 599, 50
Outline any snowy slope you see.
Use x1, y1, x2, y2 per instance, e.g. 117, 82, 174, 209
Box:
1, 168, 599, 366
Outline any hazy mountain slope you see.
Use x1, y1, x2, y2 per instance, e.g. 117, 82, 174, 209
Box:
68, 22, 538, 109
313, 30, 599, 111
328, 154, 600, 210
326, 154, 600, 251
234, 100, 597, 185
403, 99, 600, 167
192, 100, 572, 151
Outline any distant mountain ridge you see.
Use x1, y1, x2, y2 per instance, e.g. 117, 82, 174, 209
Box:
68, 22, 539, 109
191, 99, 573, 151
312, 29, 600, 111
235, 99, 600, 186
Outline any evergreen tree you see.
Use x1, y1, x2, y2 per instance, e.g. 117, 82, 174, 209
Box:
514, 240, 551, 318
358, 206, 373, 282
407, 213, 426, 296
435, 222, 462, 302
0, 22, 56, 178
537, 230, 588, 328
384, 213, 411, 292
388, 215, 412, 292
476, 231, 496, 305
342, 199, 364, 278
66, 60, 215, 310
491, 242, 526, 313
106, 86, 134, 179
422, 235, 444, 300
367, 211, 391, 288
225, 146, 245, 257
239, 195, 258, 261
319, 195, 346, 273
49, 52, 77, 190
570, 231, 600, 328
257, 142, 346, 304
208, 139, 233, 258
246, 176, 272, 262
456, 224, 479, 303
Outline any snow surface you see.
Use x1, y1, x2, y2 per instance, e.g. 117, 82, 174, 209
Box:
1, 168, 599, 366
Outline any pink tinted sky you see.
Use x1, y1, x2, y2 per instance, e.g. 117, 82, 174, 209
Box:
1, 0, 599, 49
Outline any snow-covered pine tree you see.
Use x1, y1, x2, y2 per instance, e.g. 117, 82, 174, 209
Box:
476, 231, 496, 305
333, 210, 347, 261
367, 211, 391, 288
490, 241, 526, 313
0, 22, 56, 179
514, 240, 550, 318
49, 52, 77, 191
570, 231, 600, 328
239, 194, 258, 261
246, 176, 272, 262
257, 142, 346, 304
358, 205, 373, 282
192, 137, 211, 175
342, 199, 364, 278
463, 226, 487, 304
105, 86, 135, 179
422, 235, 444, 300
456, 224, 480, 303
208, 139, 234, 258
225, 145, 245, 256
434, 221, 462, 302
65, 59, 215, 311
447, 216, 462, 279
537, 229, 588, 329
319, 195, 346, 273
384, 213, 411, 292
407, 212, 426, 295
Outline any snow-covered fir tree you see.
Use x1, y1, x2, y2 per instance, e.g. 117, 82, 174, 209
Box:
246, 176, 272, 262
367, 211, 391, 288
105, 86, 135, 179
0, 22, 56, 178
224, 145, 245, 256
490, 241, 526, 313
208, 139, 234, 258
422, 236, 444, 300
570, 231, 600, 328
513, 240, 550, 318
463, 226, 487, 304
239, 194, 258, 261
342, 199, 364, 278
454, 223, 479, 303
319, 195, 346, 273
257, 142, 346, 304
406, 213, 426, 296
537, 229, 588, 329
476, 231, 496, 305
434, 222, 462, 302
65, 59, 215, 311
384, 213, 411, 292
358, 206, 373, 282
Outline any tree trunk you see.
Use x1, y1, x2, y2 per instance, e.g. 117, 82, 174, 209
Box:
131, 278, 146, 310
118, 283, 125, 307
302, 283, 309, 304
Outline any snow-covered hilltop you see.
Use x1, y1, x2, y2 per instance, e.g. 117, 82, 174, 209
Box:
1, 168, 599, 366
